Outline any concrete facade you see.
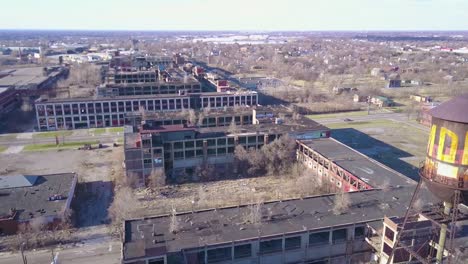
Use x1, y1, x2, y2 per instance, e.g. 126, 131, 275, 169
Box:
35, 92, 258, 131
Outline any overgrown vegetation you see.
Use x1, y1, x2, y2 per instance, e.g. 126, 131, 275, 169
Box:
234, 135, 297, 177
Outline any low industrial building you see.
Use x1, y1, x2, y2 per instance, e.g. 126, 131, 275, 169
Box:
35, 91, 258, 131
124, 106, 330, 184
100, 68, 201, 97
121, 108, 427, 263
0, 66, 68, 95
121, 159, 418, 264
0, 173, 77, 235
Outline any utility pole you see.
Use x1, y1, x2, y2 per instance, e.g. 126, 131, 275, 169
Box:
20, 242, 28, 264
367, 96, 371, 115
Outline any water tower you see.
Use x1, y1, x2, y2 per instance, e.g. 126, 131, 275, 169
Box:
388, 94, 468, 264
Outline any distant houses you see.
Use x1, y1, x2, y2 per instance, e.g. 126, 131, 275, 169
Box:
410, 94, 432, 103
386, 73, 402, 88
353, 94, 394, 108
371, 96, 395, 107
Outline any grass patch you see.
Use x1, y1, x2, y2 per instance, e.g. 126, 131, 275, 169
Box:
326, 119, 397, 129
108, 127, 124, 133
34, 130, 73, 138
306, 110, 369, 119
89, 127, 124, 135
0, 145, 7, 153
24, 141, 100, 152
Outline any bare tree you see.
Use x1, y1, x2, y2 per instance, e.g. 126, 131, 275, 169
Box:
148, 169, 165, 188
108, 187, 139, 235
333, 190, 351, 215
169, 205, 180, 234
64, 63, 102, 87
245, 199, 263, 226
29, 216, 48, 233
188, 109, 197, 125
227, 119, 240, 134
404, 101, 418, 120
197, 112, 205, 127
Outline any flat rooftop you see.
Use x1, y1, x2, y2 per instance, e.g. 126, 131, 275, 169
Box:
300, 138, 415, 188
0, 66, 64, 88
36, 90, 259, 104
138, 116, 329, 139
127, 105, 254, 121
0, 173, 76, 221
123, 186, 433, 261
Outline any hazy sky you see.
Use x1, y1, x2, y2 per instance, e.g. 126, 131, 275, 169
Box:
1, 0, 468, 31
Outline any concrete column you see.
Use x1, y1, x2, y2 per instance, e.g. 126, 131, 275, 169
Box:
436, 201, 452, 263
52, 103, 58, 130
35, 104, 41, 131
44, 104, 50, 130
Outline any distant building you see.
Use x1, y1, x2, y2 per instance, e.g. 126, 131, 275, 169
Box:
98, 68, 202, 97
0, 173, 77, 235
410, 94, 432, 103
417, 102, 439, 127
333, 87, 357, 95
371, 67, 384, 76
0, 66, 68, 96
386, 74, 401, 88
35, 91, 259, 131
238, 77, 282, 90
371, 96, 394, 107
353, 94, 368, 103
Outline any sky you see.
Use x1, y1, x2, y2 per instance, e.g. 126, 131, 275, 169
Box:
1, 0, 468, 31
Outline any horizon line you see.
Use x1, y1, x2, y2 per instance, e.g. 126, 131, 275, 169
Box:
1, 28, 468, 33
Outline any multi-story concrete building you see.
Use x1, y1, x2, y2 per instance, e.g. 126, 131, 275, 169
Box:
99, 67, 202, 97
121, 113, 422, 264
124, 107, 330, 184
121, 187, 418, 264
35, 91, 258, 131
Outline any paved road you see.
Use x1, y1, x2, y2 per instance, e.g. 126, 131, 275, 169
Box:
0, 239, 121, 264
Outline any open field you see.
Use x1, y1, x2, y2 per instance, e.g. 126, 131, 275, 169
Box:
0, 146, 6, 153
306, 110, 369, 119
327, 119, 429, 180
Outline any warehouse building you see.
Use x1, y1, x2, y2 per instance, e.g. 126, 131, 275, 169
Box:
121, 111, 423, 264
121, 186, 420, 264
100, 67, 201, 97
35, 91, 258, 131
124, 106, 330, 184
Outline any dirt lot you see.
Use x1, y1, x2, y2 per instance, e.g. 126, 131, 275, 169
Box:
0, 147, 123, 227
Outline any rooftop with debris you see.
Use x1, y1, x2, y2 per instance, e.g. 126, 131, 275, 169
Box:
123, 185, 436, 261
0, 173, 77, 221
